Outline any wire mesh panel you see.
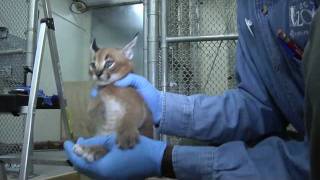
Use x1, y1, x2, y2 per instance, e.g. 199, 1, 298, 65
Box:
167, 0, 237, 37
165, 0, 237, 95
0, 0, 30, 157
0, 0, 30, 39
163, 0, 237, 144
167, 40, 237, 96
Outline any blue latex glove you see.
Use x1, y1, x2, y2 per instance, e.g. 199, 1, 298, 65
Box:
115, 73, 162, 125
64, 135, 166, 180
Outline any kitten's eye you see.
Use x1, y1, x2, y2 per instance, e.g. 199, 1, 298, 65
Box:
104, 60, 115, 69
90, 62, 95, 69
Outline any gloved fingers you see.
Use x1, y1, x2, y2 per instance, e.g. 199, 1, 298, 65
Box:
103, 134, 117, 149
114, 73, 137, 88
115, 73, 148, 89
76, 137, 85, 144
76, 135, 109, 146
64, 141, 92, 170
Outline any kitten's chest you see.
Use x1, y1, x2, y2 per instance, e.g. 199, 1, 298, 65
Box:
95, 94, 126, 135
101, 95, 126, 120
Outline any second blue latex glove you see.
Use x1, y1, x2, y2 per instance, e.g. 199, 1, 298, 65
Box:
114, 73, 162, 125
64, 135, 166, 180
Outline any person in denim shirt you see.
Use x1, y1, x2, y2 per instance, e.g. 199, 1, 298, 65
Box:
64, 0, 318, 179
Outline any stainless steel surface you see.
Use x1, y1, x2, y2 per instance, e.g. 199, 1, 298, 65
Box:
26, 0, 38, 86
19, 22, 47, 180
42, 0, 71, 140
0, 49, 25, 55
166, 34, 239, 43
86, 0, 143, 8
143, 0, 149, 77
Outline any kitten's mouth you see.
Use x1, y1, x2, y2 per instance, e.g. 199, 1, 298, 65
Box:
96, 80, 109, 86
96, 78, 111, 86
94, 73, 121, 86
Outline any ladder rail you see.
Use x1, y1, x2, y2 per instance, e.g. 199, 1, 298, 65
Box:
42, 0, 71, 139
19, 0, 72, 179
19, 22, 47, 180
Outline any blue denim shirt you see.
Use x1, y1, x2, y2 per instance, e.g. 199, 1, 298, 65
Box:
159, 0, 317, 179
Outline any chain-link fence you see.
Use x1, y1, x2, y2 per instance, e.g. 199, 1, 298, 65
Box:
164, 0, 237, 96
0, 0, 30, 157
161, 0, 237, 144
166, 40, 237, 96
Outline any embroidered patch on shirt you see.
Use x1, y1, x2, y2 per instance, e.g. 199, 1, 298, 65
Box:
288, 0, 316, 44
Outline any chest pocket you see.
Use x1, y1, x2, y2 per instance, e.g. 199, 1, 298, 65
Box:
288, 0, 317, 47
268, 0, 316, 71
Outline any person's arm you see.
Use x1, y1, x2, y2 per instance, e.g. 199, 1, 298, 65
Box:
159, 87, 285, 144
163, 138, 309, 180
158, 41, 286, 143
116, 65, 286, 145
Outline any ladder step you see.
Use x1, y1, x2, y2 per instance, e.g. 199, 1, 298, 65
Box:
0, 94, 61, 114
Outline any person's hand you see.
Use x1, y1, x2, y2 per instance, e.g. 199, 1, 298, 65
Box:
64, 135, 166, 180
115, 73, 162, 125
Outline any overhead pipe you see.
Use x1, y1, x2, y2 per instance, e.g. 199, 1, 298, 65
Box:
166, 34, 239, 43
0, 49, 25, 55
161, 0, 167, 92
148, 0, 159, 140
160, 0, 168, 142
143, 0, 148, 77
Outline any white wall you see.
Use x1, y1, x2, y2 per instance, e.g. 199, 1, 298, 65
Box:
34, 0, 92, 141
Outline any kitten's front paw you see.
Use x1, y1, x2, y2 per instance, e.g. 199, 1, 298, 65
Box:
73, 144, 95, 162
73, 144, 107, 162
117, 130, 139, 149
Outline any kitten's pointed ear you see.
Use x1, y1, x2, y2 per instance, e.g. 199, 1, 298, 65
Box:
91, 39, 99, 52
122, 33, 138, 60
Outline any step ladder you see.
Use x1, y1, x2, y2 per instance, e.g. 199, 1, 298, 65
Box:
0, 0, 72, 179
19, 0, 72, 179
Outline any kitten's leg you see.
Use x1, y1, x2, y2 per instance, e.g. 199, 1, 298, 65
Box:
73, 144, 108, 162
116, 105, 153, 149
116, 126, 139, 149
139, 110, 153, 138
116, 114, 140, 149
88, 98, 104, 118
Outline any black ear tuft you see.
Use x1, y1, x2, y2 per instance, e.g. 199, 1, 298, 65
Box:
91, 38, 99, 52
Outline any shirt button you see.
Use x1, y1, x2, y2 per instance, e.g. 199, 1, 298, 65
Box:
274, 64, 280, 72
262, 4, 268, 15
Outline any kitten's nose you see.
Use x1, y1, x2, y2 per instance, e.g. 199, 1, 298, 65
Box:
96, 71, 103, 78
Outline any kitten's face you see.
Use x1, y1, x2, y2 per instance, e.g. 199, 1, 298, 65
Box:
89, 36, 137, 86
